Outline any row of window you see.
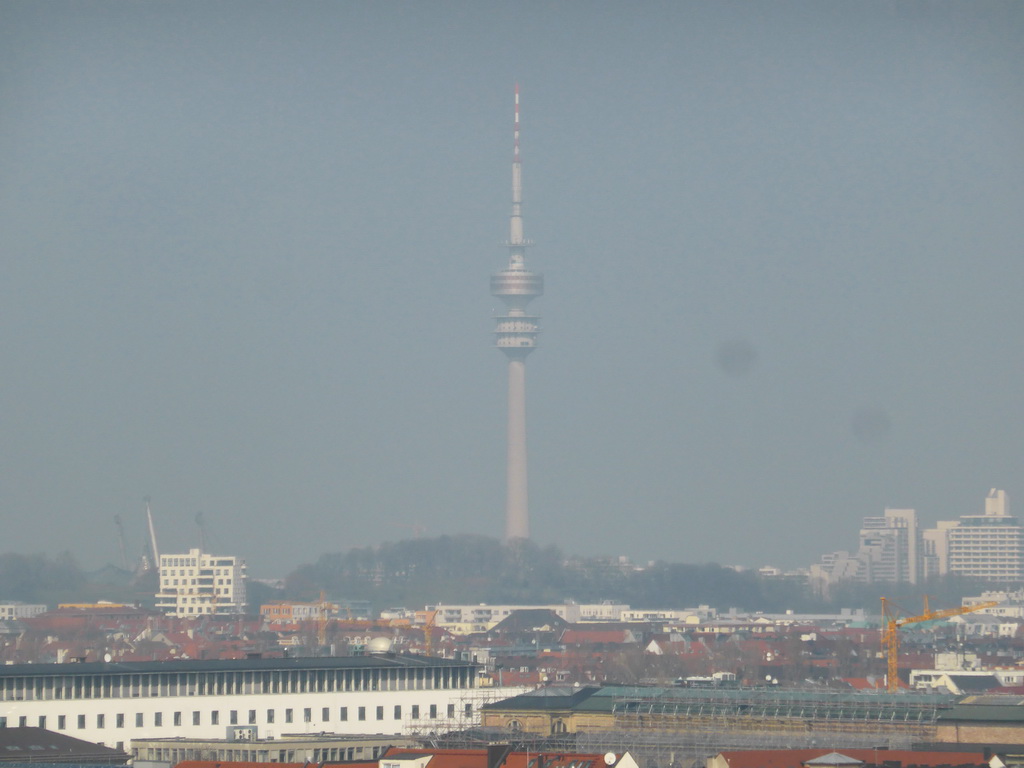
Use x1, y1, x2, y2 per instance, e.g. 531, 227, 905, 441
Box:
0, 702, 471, 730
0, 665, 473, 701
143, 746, 382, 763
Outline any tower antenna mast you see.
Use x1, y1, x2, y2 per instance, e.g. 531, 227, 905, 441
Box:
491, 84, 543, 541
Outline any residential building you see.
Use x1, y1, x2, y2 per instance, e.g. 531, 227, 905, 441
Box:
858, 508, 918, 584
921, 521, 957, 578
432, 604, 587, 634
810, 508, 921, 593
945, 489, 1024, 581
156, 549, 247, 617
0, 603, 47, 621
133, 732, 417, 768
0, 726, 130, 765
935, 695, 1024, 744
260, 602, 332, 623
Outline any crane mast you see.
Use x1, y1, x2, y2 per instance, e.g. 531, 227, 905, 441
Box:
145, 498, 160, 570
881, 596, 999, 692
113, 515, 128, 570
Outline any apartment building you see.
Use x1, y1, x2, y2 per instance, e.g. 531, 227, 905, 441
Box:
155, 549, 247, 617
945, 490, 1024, 581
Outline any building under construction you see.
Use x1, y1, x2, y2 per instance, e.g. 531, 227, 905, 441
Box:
470, 685, 957, 768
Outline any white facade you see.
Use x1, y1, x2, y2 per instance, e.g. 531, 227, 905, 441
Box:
964, 589, 1024, 618
0, 602, 47, 620
432, 602, 640, 633
0, 655, 510, 751
620, 607, 716, 624
921, 520, 957, 577
156, 548, 247, 617
945, 489, 1024, 581
812, 509, 921, 592
433, 603, 582, 632
857, 508, 919, 584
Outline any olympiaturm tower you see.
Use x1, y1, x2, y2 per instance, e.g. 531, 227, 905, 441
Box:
491, 85, 542, 541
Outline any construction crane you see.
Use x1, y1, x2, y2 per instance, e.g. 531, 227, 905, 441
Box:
145, 498, 160, 567
881, 596, 999, 692
317, 591, 337, 648
113, 515, 129, 570
423, 610, 438, 657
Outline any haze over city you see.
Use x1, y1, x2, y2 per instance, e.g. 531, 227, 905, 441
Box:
2, 2, 1022, 577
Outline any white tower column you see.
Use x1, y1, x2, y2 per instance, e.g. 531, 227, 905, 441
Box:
505, 358, 529, 539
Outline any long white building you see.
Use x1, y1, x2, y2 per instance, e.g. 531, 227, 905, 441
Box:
0, 653, 502, 752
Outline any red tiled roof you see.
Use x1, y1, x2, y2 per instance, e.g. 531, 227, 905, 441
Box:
383, 747, 628, 768
714, 748, 985, 768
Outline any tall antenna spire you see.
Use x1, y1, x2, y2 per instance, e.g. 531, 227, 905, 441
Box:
491, 85, 543, 541
513, 82, 520, 164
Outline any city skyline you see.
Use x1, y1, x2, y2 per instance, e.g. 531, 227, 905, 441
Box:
1, 2, 1022, 576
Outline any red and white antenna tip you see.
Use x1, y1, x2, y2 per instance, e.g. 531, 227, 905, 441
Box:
513, 85, 520, 161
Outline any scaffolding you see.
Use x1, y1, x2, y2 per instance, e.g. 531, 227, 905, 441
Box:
443, 686, 955, 768
403, 687, 528, 742
581, 688, 950, 768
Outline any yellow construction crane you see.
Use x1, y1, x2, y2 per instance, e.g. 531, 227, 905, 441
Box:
881, 596, 999, 692
317, 591, 337, 647
423, 610, 438, 657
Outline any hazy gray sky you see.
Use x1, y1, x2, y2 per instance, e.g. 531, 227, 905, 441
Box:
2, 2, 1022, 577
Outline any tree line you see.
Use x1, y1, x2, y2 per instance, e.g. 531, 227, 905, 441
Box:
0, 539, 994, 614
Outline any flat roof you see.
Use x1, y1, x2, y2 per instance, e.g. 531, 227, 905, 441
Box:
0, 654, 475, 679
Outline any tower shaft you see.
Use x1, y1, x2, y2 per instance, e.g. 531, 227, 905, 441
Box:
491, 84, 542, 542
505, 359, 529, 539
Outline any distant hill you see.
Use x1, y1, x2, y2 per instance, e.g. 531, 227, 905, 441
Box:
0, 540, 994, 615
283, 535, 995, 613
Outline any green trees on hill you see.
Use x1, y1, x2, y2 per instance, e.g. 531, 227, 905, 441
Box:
284, 535, 809, 611
285, 535, 995, 613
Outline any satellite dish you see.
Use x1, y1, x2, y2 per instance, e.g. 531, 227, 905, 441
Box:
604, 754, 617, 766
103, 653, 112, 663
367, 637, 393, 654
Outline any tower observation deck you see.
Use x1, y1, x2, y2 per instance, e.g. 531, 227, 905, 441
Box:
492, 85, 542, 541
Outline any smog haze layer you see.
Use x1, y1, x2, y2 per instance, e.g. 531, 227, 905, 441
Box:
2, 1, 1022, 576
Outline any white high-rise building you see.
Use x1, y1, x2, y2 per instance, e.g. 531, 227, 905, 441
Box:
155, 548, 247, 617
945, 489, 1023, 581
810, 508, 920, 593
858, 508, 919, 584
922, 520, 958, 578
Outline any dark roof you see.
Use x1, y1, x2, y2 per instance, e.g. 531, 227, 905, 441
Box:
944, 675, 1001, 693
490, 610, 570, 634
0, 653, 474, 679
0, 728, 129, 765
482, 686, 603, 712
938, 696, 1024, 723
